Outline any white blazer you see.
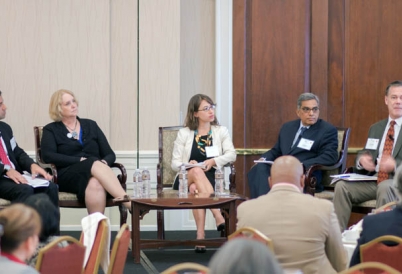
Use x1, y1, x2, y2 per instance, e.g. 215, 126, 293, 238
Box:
171, 125, 236, 172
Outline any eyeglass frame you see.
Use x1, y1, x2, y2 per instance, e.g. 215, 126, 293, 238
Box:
197, 104, 216, 112
300, 106, 319, 113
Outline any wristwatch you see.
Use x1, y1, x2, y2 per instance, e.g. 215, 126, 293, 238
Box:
3, 165, 11, 173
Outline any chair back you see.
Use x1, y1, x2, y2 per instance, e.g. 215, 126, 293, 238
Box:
157, 126, 183, 192
81, 219, 110, 274
33, 126, 59, 182
107, 224, 130, 274
338, 261, 400, 274
360, 235, 402, 274
35, 236, 85, 274
160, 262, 209, 274
228, 227, 274, 252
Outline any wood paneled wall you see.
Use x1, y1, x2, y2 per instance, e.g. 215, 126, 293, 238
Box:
233, 0, 402, 196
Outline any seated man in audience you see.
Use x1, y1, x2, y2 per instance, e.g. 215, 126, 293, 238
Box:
248, 93, 338, 198
238, 156, 347, 274
0, 91, 58, 206
333, 80, 402, 232
349, 164, 402, 266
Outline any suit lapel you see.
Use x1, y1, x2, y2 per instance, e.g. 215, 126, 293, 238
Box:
286, 121, 302, 154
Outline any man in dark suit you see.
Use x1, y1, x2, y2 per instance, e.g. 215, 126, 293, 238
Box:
0, 91, 58, 206
349, 164, 402, 266
248, 93, 339, 199
334, 80, 402, 231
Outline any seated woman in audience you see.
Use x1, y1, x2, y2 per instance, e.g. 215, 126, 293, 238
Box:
349, 164, 402, 266
41, 89, 131, 214
0, 204, 41, 273
209, 238, 284, 274
25, 193, 62, 267
171, 94, 236, 253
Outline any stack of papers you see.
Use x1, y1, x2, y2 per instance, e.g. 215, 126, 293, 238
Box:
184, 163, 206, 169
254, 160, 274, 164
330, 173, 377, 184
22, 172, 50, 188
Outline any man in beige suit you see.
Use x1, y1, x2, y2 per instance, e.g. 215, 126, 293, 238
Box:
237, 156, 347, 274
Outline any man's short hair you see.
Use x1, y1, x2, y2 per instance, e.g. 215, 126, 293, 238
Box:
385, 80, 402, 96
297, 93, 319, 109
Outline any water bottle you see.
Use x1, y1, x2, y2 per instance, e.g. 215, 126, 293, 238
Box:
215, 167, 224, 196
142, 167, 151, 197
133, 169, 142, 197
178, 165, 188, 198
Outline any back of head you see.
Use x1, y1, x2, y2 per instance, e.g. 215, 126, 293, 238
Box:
209, 238, 283, 274
269, 156, 305, 190
0, 204, 41, 253
24, 193, 60, 241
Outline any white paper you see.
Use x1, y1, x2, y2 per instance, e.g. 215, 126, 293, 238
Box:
330, 173, 377, 184
254, 160, 274, 165
184, 163, 206, 169
21, 172, 50, 188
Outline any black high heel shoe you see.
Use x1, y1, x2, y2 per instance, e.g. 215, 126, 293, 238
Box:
217, 223, 225, 232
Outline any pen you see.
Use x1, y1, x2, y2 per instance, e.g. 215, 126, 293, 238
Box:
338, 175, 350, 178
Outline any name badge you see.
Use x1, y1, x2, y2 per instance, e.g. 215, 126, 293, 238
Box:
365, 138, 379, 150
10, 137, 16, 151
297, 138, 314, 150
206, 146, 219, 158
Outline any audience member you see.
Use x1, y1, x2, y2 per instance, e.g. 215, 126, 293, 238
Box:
238, 156, 347, 273
41, 89, 131, 214
349, 164, 402, 266
24, 193, 62, 267
171, 94, 236, 253
209, 238, 283, 274
334, 80, 402, 231
0, 203, 41, 273
0, 90, 58, 206
248, 93, 338, 198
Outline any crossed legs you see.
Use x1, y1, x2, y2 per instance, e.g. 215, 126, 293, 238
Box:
85, 161, 131, 214
188, 168, 225, 240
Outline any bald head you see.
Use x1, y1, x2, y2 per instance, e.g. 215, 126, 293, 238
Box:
269, 156, 305, 190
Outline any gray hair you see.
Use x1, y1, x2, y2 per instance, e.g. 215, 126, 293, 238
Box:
393, 165, 402, 200
209, 238, 284, 274
297, 93, 319, 109
385, 80, 402, 96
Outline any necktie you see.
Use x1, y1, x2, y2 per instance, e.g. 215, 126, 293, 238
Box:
377, 120, 396, 184
292, 127, 307, 148
0, 138, 12, 166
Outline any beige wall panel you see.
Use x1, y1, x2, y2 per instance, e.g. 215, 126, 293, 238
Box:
138, 0, 181, 150
0, 0, 110, 150
110, 0, 138, 149
180, 0, 215, 114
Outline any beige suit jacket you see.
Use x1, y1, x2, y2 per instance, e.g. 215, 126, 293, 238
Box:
237, 184, 347, 274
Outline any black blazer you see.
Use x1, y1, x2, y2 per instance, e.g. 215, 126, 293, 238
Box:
0, 121, 35, 173
262, 119, 338, 169
350, 205, 402, 266
41, 118, 115, 177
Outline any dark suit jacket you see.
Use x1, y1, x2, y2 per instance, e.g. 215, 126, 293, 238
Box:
262, 119, 338, 169
41, 118, 115, 177
248, 119, 338, 198
350, 205, 402, 266
0, 121, 35, 173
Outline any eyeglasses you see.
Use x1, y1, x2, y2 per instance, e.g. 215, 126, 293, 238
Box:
198, 104, 216, 112
300, 107, 319, 113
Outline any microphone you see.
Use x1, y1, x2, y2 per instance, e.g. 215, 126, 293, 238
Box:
389, 134, 394, 141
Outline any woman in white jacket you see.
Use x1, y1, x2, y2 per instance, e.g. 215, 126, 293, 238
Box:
171, 94, 236, 253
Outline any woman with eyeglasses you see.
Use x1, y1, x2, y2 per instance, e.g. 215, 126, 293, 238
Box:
171, 94, 236, 253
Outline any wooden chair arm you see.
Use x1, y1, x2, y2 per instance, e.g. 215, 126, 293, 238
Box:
111, 162, 127, 190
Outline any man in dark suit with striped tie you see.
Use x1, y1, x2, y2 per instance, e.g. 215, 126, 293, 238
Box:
334, 81, 402, 231
248, 93, 339, 199
0, 91, 58, 206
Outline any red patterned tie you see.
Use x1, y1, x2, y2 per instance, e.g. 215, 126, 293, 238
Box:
377, 120, 396, 184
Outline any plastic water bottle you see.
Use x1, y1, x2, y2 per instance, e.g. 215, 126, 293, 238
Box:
133, 169, 142, 197
178, 165, 188, 198
215, 167, 224, 196
142, 167, 150, 197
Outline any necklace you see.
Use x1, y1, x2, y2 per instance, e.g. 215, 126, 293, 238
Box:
194, 129, 212, 155
64, 120, 78, 139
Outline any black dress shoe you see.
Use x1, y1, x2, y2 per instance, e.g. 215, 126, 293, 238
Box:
195, 245, 206, 253
217, 223, 225, 232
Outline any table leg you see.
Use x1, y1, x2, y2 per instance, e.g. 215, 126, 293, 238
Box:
228, 201, 236, 236
131, 202, 141, 263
